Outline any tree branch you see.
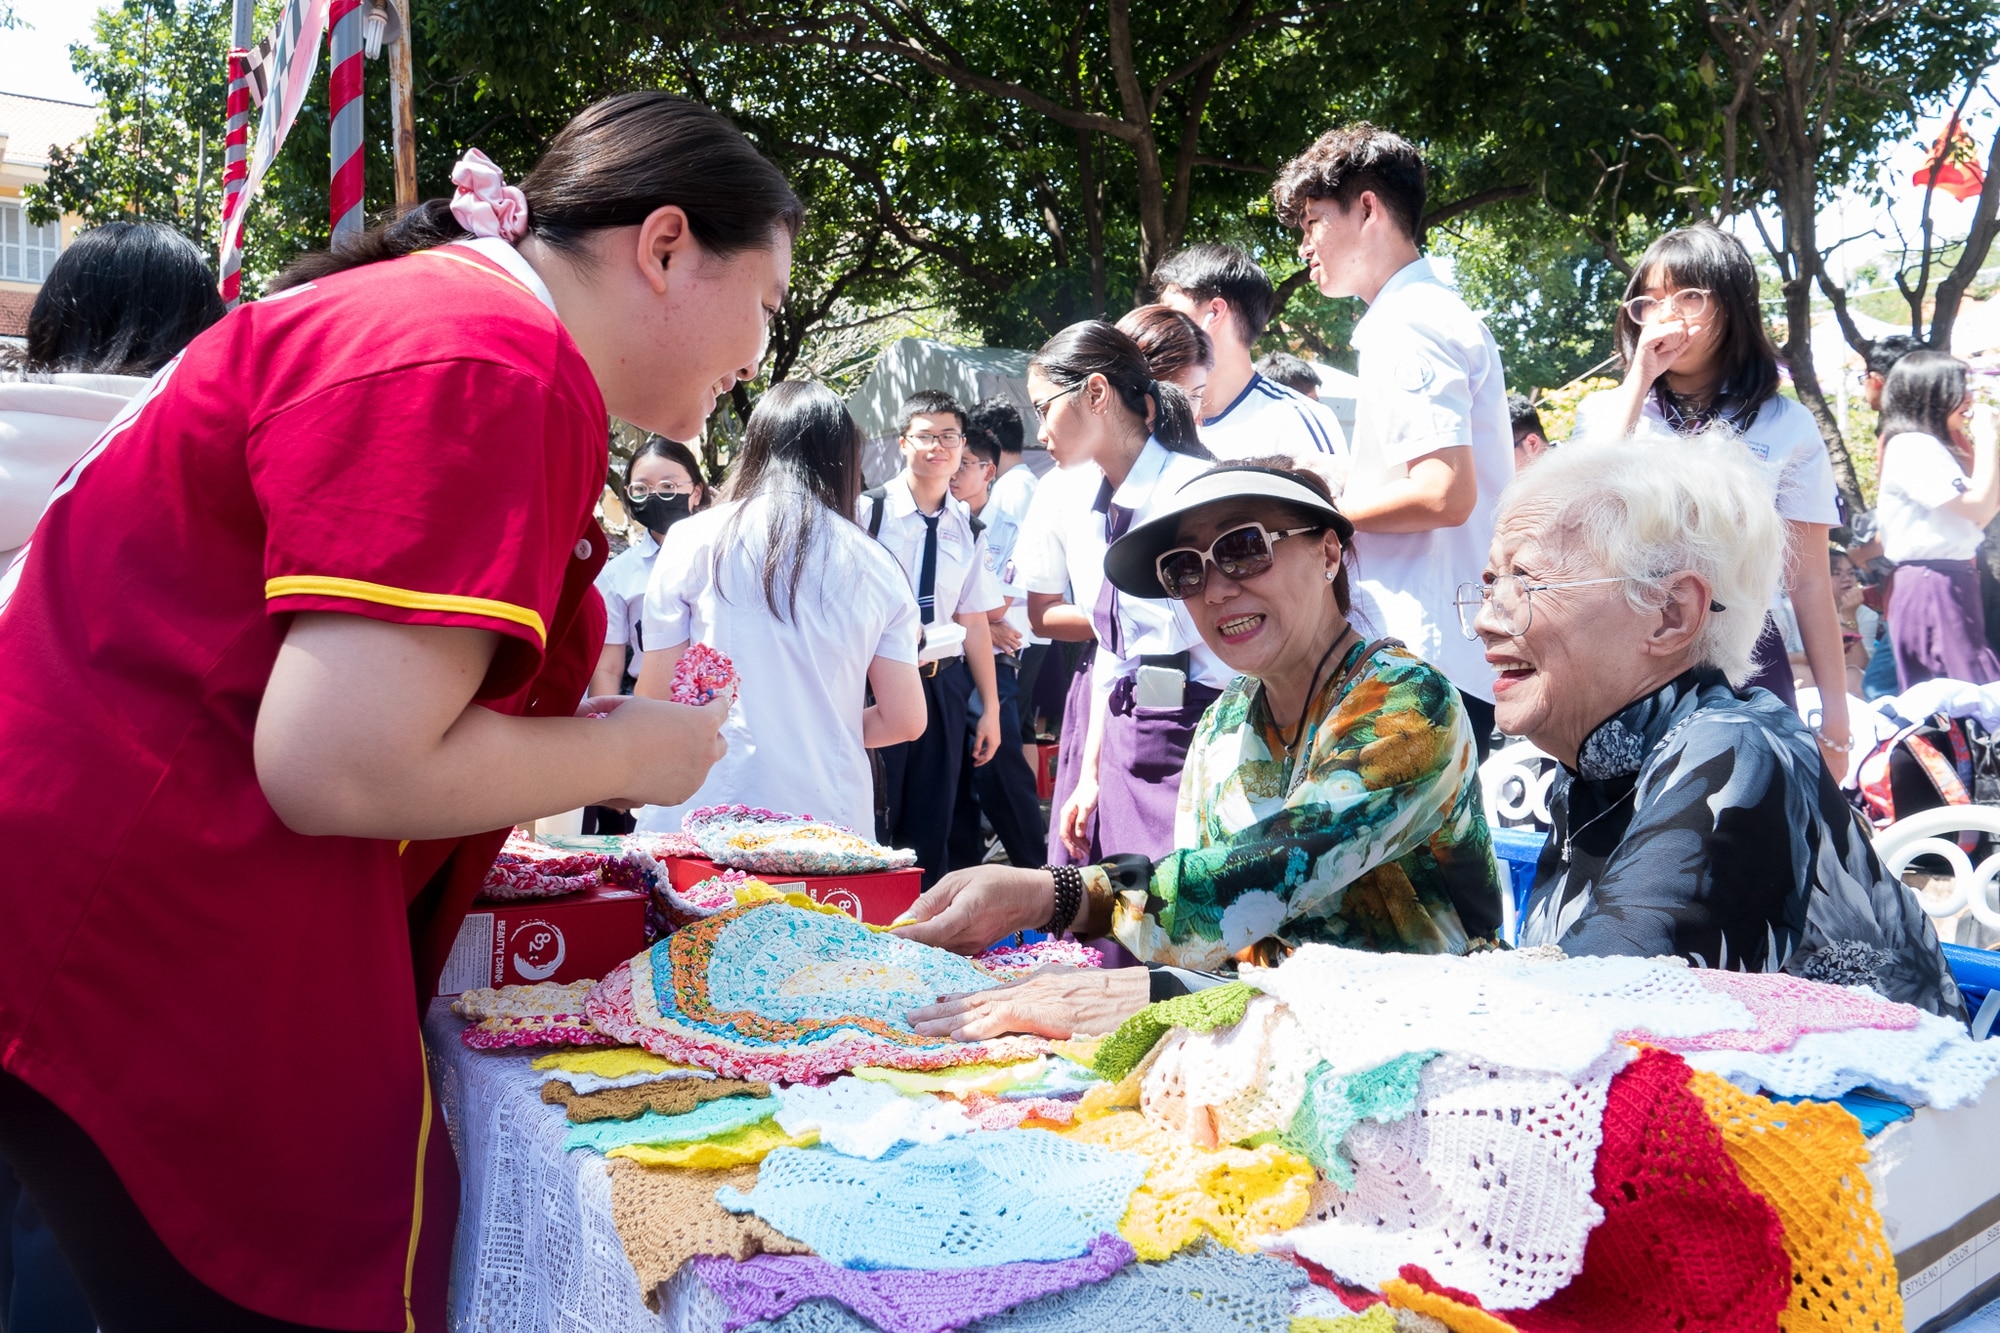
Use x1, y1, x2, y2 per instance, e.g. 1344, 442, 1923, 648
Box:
1421, 183, 1536, 230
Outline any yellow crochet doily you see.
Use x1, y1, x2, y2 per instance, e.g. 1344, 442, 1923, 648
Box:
1690, 1071, 1903, 1333
852, 1059, 1049, 1097
530, 1047, 709, 1079
1060, 1110, 1312, 1261
606, 1119, 817, 1169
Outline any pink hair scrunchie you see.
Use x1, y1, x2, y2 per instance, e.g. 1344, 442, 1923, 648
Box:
449, 147, 529, 242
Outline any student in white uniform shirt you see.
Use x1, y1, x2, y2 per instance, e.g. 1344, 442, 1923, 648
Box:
946, 414, 1048, 870
859, 391, 1006, 886
1566, 223, 1852, 774
590, 436, 709, 698
1272, 122, 1512, 759
1153, 242, 1348, 463
1016, 321, 1228, 866
632, 382, 926, 839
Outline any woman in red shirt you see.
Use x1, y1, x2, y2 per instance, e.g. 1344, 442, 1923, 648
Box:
0, 92, 799, 1332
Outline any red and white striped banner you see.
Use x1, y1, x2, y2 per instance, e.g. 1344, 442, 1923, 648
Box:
217, 45, 252, 307
214, 0, 329, 305
328, 0, 364, 244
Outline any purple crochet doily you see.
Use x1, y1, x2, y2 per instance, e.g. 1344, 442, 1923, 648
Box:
690, 1233, 1135, 1333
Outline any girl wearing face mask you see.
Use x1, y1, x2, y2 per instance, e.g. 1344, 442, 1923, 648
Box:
0, 93, 796, 1332
592, 436, 709, 697
1568, 223, 1852, 779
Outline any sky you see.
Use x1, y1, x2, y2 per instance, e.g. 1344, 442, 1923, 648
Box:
0, 0, 107, 104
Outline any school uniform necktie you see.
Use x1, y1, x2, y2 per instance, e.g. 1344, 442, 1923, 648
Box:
917, 510, 942, 625
1090, 480, 1132, 656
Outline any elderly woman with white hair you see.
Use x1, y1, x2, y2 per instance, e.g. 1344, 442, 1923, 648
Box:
1463, 437, 1962, 1016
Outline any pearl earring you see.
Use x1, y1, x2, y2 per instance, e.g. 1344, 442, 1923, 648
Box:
1324, 569, 1338, 582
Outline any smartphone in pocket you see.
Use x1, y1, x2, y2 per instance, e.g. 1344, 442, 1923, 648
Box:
1134, 664, 1187, 709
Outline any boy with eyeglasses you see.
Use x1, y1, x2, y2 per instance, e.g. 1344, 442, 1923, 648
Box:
858, 390, 1005, 885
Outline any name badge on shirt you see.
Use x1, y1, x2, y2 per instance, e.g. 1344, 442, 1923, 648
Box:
940, 525, 964, 549
1394, 356, 1436, 393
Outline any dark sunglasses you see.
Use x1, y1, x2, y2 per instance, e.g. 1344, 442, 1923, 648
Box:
1156, 523, 1320, 600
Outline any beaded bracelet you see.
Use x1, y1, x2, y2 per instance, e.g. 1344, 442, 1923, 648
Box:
1043, 865, 1084, 935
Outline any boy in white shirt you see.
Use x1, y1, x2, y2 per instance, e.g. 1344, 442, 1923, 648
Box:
945, 412, 1048, 869
1153, 242, 1348, 463
1272, 121, 1514, 758
858, 391, 1005, 885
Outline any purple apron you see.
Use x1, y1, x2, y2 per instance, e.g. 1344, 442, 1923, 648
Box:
1045, 644, 1099, 866
1094, 673, 1225, 863
1742, 613, 1797, 708
1891, 559, 2000, 689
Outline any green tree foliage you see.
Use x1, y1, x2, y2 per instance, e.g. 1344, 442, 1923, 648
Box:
1440, 210, 1625, 395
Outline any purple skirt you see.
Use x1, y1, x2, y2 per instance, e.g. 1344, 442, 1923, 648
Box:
1891, 559, 2000, 689
1742, 614, 1797, 709
1094, 674, 1224, 863
1045, 646, 1099, 866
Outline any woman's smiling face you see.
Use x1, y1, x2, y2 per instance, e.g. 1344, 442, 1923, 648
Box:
1174, 499, 1345, 681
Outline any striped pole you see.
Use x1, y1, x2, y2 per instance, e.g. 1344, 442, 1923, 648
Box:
218, 0, 254, 306
328, 0, 363, 245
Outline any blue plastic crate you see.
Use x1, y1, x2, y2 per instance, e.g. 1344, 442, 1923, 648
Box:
1489, 827, 1547, 940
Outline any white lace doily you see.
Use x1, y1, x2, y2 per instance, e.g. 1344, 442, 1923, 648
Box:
1272, 1047, 1630, 1309
423, 1000, 661, 1331
1142, 993, 1318, 1147
1683, 1008, 2000, 1108
773, 1077, 973, 1160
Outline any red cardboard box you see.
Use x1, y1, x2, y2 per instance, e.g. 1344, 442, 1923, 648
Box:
664, 854, 923, 926
435, 880, 648, 995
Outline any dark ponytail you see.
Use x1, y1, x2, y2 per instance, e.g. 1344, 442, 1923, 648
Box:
272, 92, 803, 291
1028, 321, 1211, 459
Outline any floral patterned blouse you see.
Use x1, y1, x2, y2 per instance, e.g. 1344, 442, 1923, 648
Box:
1519, 666, 1964, 1018
1094, 638, 1503, 971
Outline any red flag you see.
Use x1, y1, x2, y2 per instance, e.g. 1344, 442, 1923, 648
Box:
1913, 120, 1987, 202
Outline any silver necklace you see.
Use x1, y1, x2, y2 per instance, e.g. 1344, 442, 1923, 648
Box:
1561, 786, 1636, 863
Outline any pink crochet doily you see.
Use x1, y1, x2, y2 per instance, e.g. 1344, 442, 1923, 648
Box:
584, 960, 1047, 1084
461, 1023, 616, 1051
1631, 970, 1923, 1055
974, 939, 1105, 978
670, 643, 736, 705
961, 1093, 1081, 1129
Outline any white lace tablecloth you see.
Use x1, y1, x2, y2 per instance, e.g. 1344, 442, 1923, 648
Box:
423, 998, 663, 1333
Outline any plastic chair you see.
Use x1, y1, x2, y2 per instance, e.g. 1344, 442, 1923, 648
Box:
1874, 806, 2000, 1038
1478, 741, 1558, 831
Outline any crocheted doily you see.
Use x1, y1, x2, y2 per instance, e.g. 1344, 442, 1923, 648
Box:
685, 1242, 1304, 1333
671, 642, 737, 705
1682, 1008, 2000, 1108
1278, 1049, 1627, 1309
1651, 970, 1922, 1054
684, 804, 919, 875
1279, 1052, 1434, 1191
1248, 948, 1672, 1080
531, 1046, 715, 1086
689, 1233, 1135, 1333
1060, 1110, 1314, 1261
715, 1132, 1147, 1270
1691, 1070, 1903, 1333
540, 1076, 768, 1124
562, 1094, 777, 1154
1492, 1048, 1788, 1333
772, 1078, 973, 1160
606, 1160, 811, 1312
584, 904, 1049, 1081
1142, 993, 1318, 1148
971, 938, 1105, 977
608, 1119, 817, 1170
1095, 982, 1255, 1082
452, 979, 615, 1049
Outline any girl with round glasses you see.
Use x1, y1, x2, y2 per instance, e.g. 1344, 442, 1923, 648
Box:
894, 460, 1500, 1040
1569, 223, 1852, 778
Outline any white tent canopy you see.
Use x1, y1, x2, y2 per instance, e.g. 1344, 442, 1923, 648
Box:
845, 338, 1048, 485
